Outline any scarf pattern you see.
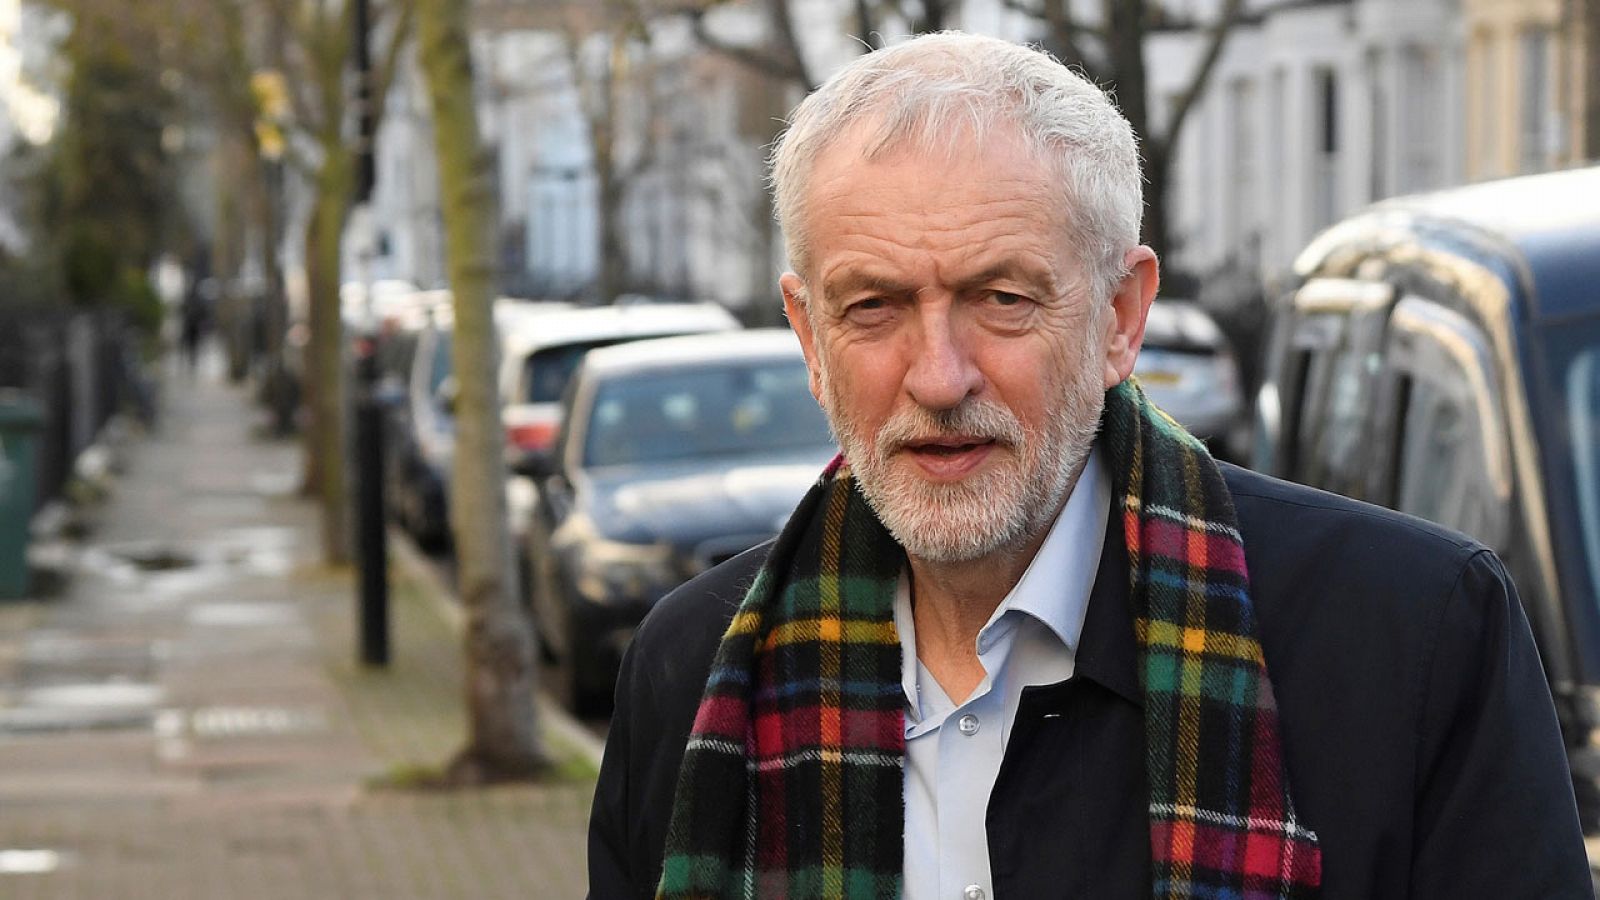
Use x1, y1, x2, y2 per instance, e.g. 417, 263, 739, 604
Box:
657, 379, 1320, 899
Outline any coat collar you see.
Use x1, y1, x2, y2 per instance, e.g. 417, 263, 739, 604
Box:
1072, 502, 1141, 708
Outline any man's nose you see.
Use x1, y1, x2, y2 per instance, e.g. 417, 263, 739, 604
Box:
903, 310, 983, 411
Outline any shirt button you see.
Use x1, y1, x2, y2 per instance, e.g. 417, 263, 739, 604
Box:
964, 885, 986, 900
957, 714, 979, 736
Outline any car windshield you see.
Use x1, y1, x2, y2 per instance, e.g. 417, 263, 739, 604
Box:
1554, 325, 1600, 613
582, 359, 832, 468
523, 332, 734, 405
523, 340, 620, 404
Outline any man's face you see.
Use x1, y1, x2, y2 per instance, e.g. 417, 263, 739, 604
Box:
782, 125, 1120, 564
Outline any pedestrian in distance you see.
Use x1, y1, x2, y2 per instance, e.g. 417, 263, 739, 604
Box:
587, 31, 1593, 900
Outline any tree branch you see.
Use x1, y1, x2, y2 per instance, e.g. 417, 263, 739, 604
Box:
1002, 0, 1106, 83
1159, 0, 1243, 150
766, 0, 815, 90
686, 7, 809, 88
854, 0, 885, 50
373, 0, 418, 121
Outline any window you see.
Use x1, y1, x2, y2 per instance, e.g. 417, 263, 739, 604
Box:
1399, 45, 1442, 192
582, 360, 832, 468
1284, 314, 1380, 497
1227, 77, 1258, 248
1284, 313, 1343, 484
1472, 30, 1497, 177
1368, 48, 1387, 201
1519, 28, 1552, 172
1563, 348, 1600, 607
1313, 67, 1341, 229
1384, 299, 1509, 549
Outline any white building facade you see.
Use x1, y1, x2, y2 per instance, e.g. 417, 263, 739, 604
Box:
1152, 0, 1466, 288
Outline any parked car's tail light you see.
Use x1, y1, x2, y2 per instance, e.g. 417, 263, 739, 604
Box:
506, 421, 558, 452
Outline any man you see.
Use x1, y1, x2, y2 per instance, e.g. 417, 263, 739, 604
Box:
587, 32, 1592, 899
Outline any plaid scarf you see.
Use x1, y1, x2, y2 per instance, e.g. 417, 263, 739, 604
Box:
656, 379, 1321, 899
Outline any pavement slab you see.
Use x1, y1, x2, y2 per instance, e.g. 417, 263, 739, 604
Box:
0, 358, 593, 899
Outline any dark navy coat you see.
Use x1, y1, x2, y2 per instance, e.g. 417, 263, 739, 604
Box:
587, 464, 1593, 899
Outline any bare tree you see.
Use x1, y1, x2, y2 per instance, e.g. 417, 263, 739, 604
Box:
664, 0, 959, 321
1002, 0, 1246, 260
561, 1, 660, 304
416, 0, 546, 782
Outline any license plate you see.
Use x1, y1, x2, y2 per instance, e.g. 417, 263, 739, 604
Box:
1138, 370, 1183, 386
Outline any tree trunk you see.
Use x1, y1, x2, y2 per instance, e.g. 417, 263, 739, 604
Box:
1142, 139, 1173, 264
596, 140, 628, 305
747, 73, 788, 326
1097, 0, 1172, 258
305, 150, 354, 565
417, 0, 546, 783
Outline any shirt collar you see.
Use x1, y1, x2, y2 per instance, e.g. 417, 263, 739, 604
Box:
990, 445, 1109, 653
895, 444, 1110, 716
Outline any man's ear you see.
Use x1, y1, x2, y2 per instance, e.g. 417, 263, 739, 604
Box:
780, 272, 825, 406
1102, 246, 1160, 389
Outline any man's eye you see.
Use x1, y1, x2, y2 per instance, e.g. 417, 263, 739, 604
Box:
989, 291, 1027, 307
847, 297, 889, 316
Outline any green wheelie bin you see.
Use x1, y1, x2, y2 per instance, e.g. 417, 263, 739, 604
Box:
0, 390, 43, 599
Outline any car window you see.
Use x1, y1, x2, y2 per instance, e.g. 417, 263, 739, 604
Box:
1386, 300, 1509, 548
1559, 344, 1600, 614
1321, 348, 1367, 479
523, 334, 714, 405
582, 361, 831, 468
524, 341, 617, 404
1285, 313, 1345, 485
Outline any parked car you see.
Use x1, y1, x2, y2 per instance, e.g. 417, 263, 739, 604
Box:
1251, 165, 1600, 827
496, 302, 741, 476
389, 297, 571, 547
524, 329, 836, 713
1133, 299, 1245, 458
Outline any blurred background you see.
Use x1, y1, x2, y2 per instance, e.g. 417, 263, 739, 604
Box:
0, 0, 1596, 896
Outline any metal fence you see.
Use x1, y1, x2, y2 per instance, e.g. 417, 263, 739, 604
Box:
0, 309, 146, 515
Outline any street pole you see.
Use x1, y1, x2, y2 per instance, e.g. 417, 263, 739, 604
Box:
351, 0, 389, 667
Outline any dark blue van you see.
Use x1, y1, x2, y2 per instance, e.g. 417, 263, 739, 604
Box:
1251, 166, 1600, 829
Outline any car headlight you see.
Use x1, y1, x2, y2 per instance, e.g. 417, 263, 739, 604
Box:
574, 539, 679, 604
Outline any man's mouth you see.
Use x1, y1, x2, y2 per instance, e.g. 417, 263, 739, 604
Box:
897, 436, 998, 480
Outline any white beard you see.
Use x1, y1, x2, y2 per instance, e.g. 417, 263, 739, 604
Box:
819, 351, 1104, 564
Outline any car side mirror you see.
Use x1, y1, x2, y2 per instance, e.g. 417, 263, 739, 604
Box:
433, 376, 459, 415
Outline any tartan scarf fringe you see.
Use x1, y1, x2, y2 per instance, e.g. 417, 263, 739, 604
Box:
656, 379, 1321, 899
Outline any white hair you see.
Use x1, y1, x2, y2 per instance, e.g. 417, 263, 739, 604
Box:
769, 31, 1144, 304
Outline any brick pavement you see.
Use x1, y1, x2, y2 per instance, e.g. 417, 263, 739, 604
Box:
0, 359, 594, 899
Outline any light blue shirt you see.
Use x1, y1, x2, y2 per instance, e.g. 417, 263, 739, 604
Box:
895, 446, 1109, 900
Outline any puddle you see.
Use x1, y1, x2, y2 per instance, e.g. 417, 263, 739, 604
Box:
22, 681, 164, 709
71, 528, 301, 598
0, 681, 164, 734
118, 546, 195, 572
0, 705, 154, 734
188, 602, 296, 628
249, 472, 299, 498
0, 848, 73, 875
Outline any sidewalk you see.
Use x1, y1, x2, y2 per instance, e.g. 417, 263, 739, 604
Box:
0, 358, 594, 899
